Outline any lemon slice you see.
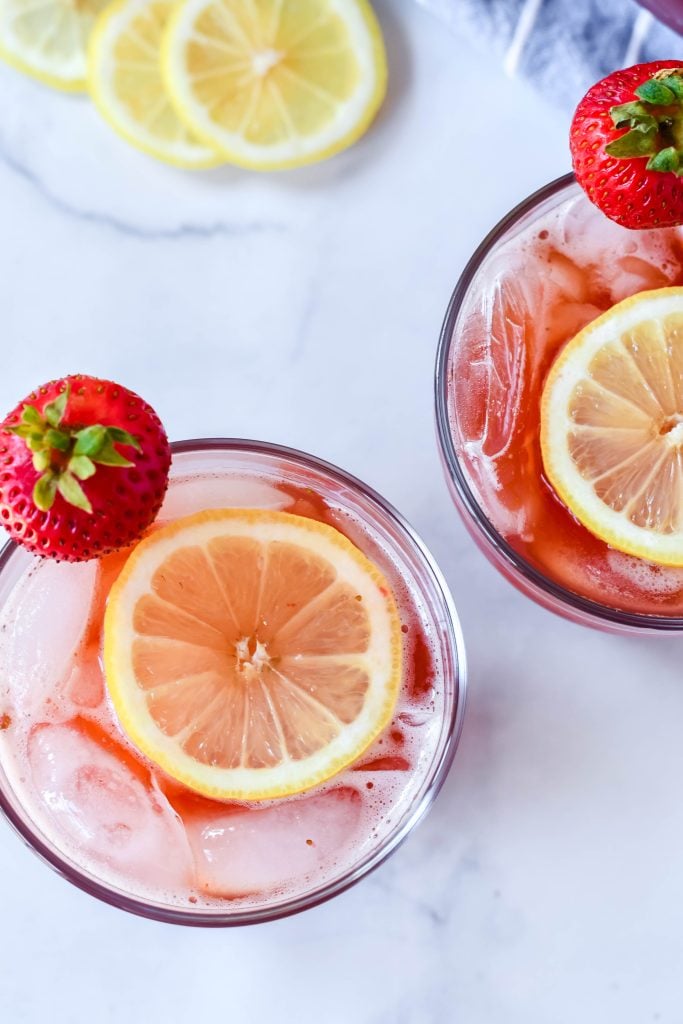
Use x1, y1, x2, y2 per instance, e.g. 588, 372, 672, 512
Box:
0, 0, 109, 91
162, 0, 387, 170
541, 287, 683, 566
104, 508, 402, 800
88, 0, 223, 168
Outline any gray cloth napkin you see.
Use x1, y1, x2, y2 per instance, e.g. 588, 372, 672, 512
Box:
416, 0, 683, 108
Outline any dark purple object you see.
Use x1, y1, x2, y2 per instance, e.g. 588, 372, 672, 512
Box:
636, 0, 683, 35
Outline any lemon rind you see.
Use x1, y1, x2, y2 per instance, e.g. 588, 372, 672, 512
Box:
88, 0, 224, 169
541, 287, 683, 567
0, 40, 86, 91
104, 508, 403, 801
161, 0, 388, 171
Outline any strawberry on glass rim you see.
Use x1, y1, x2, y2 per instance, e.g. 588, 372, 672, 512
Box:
0, 375, 171, 561
571, 60, 683, 229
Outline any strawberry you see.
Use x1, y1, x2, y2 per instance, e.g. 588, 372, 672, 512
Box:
570, 60, 683, 229
0, 376, 171, 561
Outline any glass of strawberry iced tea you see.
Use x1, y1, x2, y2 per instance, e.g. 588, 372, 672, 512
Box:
436, 173, 683, 631
0, 436, 465, 924
438, 60, 683, 633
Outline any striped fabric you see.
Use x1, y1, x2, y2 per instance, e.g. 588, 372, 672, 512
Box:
417, 0, 683, 107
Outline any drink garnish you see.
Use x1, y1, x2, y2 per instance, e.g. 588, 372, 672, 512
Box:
0, 0, 107, 92
162, 0, 388, 171
571, 60, 683, 229
104, 507, 402, 800
88, 0, 222, 169
541, 287, 683, 566
0, 375, 171, 561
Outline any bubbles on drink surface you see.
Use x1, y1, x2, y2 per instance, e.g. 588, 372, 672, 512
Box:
606, 552, 683, 598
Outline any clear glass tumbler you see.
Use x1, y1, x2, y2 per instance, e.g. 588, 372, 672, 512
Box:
0, 438, 466, 925
436, 173, 683, 634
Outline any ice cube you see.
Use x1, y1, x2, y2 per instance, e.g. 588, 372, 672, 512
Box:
63, 655, 105, 710
546, 251, 589, 302
181, 787, 362, 897
611, 256, 672, 303
28, 721, 193, 890
0, 560, 96, 718
560, 196, 675, 302
159, 475, 288, 521
545, 302, 603, 348
476, 259, 534, 460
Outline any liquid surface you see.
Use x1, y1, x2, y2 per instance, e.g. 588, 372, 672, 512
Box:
448, 191, 683, 615
0, 465, 446, 911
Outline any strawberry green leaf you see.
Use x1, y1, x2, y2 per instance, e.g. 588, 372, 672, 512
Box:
68, 455, 96, 480
57, 472, 92, 514
610, 101, 650, 128
107, 427, 141, 452
647, 147, 680, 172
671, 118, 683, 151
11, 388, 141, 508
33, 472, 58, 512
606, 126, 658, 158
8, 423, 38, 440
658, 75, 683, 101
44, 388, 68, 429
72, 425, 107, 458
32, 451, 51, 473
90, 440, 134, 468
635, 80, 676, 105
27, 433, 47, 453
21, 405, 44, 428
45, 428, 70, 452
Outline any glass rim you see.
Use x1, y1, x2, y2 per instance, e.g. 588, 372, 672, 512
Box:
435, 172, 683, 632
0, 436, 467, 927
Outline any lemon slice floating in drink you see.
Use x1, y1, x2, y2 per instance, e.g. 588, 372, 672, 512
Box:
88, 0, 223, 168
162, 0, 387, 170
541, 287, 683, 566
104, 509, 402, 800
0, 0, 109, 90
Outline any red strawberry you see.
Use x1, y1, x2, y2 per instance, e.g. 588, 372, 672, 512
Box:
0, 376, 171, 561
570, 60, 683, 229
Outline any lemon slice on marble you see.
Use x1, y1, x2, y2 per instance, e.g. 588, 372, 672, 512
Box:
104, 508, 402, 800
541, 288, 683, 566
88, 0, 223, 168
0, 0, 109, 91
162, 0, 387, 171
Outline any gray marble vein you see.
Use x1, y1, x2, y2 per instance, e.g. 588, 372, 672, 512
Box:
0, 145, 287, 242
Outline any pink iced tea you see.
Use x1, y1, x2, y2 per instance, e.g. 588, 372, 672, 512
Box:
0, 442, 461, 921
446, 181, 683, 617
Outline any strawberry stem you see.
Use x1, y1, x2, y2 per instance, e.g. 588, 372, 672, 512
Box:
607, 68, 683, 175
7, 384, 141, 514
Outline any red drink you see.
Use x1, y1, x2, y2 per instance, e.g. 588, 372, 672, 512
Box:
0, 440, 464, 923
437, 176, 683, 630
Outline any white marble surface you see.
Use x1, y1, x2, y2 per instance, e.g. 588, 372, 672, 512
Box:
0, 2, 680, 1022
